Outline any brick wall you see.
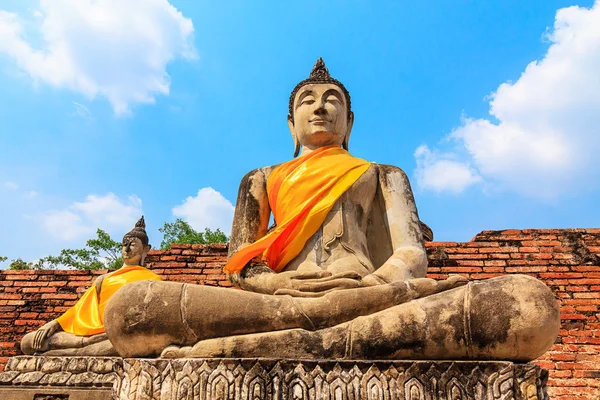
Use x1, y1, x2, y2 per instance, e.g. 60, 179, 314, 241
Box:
1, 229, 599, 399
426, 229, 600, 400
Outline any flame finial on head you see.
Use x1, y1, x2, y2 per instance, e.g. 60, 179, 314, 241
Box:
309, 57, 331, 79
135, 216, 145, 229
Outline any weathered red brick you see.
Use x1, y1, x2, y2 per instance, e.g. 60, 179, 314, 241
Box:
561, 314, 588, 320
19, 312, 39, 319
522, 240, 562, 247
13, 281, 49, 287
483, 260, 506, 267
169, 243, 193, 249
0, 294, 21, 300
428, 242, 458, 247
541, 273, 584, 279
41, 293, 77, 300
519, 247, 540, 253
573, 292, 600, 299
483, 267, 505, 273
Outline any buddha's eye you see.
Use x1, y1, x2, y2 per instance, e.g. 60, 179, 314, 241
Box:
300, 97, 315, 106
326, 96, 340, 104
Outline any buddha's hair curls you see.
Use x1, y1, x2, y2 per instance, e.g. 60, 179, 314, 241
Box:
288, 57, 352, 122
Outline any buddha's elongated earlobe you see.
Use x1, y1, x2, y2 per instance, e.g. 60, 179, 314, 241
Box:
288, 115, 300, 157
343, 112, 353, 152
294, 138, 300, 157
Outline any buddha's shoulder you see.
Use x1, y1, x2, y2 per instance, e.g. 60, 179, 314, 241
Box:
371, 163, 409, 178
238, 164, 282, 186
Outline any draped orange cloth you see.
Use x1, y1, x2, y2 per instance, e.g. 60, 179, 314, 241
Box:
224, 145, 371, 274
56, 265, 161, 336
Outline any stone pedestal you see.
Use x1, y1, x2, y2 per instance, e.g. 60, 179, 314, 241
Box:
0, 356, 549, 399
0, 356, 122, 400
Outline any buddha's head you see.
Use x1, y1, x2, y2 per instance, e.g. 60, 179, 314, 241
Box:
122, 216, 151, 266
288, 58, 353, 157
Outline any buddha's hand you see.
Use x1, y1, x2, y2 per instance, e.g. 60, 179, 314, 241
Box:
407, 275, 468, 298
273, 271, 363, 297
32, 320, 61, 351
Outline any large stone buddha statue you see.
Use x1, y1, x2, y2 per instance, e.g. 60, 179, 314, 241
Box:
102, 59, 559, 362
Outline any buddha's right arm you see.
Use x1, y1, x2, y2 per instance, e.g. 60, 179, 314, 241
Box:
94, 274, 106, 297
227, 168, 271, 286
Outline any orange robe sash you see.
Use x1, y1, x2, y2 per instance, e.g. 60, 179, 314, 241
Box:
56, 265, 162, 336
224, 145, 371, 274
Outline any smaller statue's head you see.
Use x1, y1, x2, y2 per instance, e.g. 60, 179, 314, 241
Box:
288, 58, 353, 157
122, 216, 151, 266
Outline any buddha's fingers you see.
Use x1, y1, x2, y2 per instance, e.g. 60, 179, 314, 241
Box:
33, 329, 47, 351
289, 271, 333, 280
408, 276, 468, 298
292, 271, 361, 283
444, 275, 469, 287
296, 278, 362, 293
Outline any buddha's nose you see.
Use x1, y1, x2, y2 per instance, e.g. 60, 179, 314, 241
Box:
314, 105, 327, 115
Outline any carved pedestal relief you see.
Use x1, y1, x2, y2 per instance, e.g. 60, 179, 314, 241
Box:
120, 359, 549, 400
0, 357, 549, 400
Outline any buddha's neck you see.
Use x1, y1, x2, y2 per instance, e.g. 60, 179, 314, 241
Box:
300, 144, 341, 156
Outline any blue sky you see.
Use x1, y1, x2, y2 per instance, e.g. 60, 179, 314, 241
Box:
1, 0, 599, 266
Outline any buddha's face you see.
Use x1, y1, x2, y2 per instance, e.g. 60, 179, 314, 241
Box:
289, 83, 353, 152
122, 236, 150, 266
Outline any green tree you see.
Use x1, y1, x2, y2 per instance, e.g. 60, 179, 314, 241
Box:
0, 256, 7, 263
159, 219, 228, 250
9, 258, 36, 270
37, 229, 122, 270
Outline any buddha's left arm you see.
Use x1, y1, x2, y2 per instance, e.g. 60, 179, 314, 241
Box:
366, 165, 428, 284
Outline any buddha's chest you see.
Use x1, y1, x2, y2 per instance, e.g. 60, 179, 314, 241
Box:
326, 165, 378, 228
282, 165, 378, 274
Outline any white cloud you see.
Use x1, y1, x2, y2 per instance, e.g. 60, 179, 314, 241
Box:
4, 181, 18, 190
24, 190, 38, 198
416, 1, 600, 198
0, 0, 196, 115
414, 145, 482, 194
41, 193, 142, 241
172, 188, 235, 234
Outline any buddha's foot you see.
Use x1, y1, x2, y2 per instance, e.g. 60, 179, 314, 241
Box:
41, 339, 117, 356
160, 345, 193, 358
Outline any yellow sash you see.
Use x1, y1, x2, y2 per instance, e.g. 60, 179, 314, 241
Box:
56, 265, 161, 336
224, 145, 371, 274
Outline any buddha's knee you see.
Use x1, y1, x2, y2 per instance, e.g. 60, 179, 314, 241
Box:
20, 331, 36, 355
467, 274, 560, 361
104, 280, 191, 357
348, 274, 559, 362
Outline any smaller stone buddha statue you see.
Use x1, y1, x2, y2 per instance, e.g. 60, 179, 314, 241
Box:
20, 216, 162, 356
